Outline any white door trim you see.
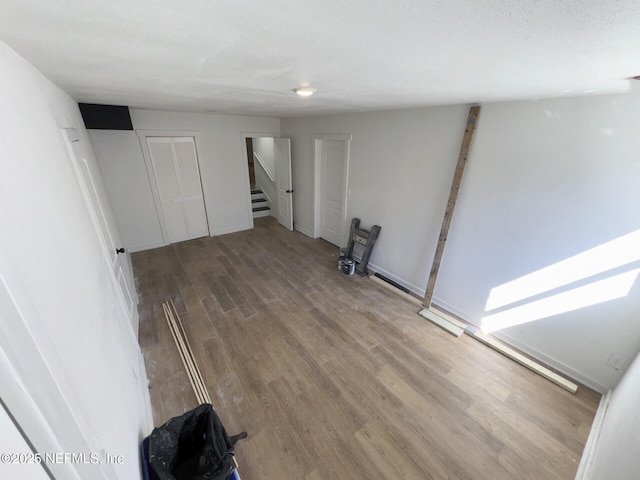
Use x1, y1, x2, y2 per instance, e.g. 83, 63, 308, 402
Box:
574, 389, 613, 480
313, 134, 352, 245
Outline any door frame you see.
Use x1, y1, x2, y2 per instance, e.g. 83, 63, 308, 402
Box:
137, 130, 206, 244
240, 132, 283, 229
313, 134, 352, 247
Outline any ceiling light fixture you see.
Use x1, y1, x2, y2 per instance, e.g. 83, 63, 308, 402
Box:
293, 87, 316, 97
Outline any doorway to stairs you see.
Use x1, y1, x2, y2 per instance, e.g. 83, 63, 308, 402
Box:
243, 136, 293, 231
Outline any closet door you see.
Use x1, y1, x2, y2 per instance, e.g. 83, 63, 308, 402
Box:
147, 137, 208, 243
172, 138, 209, 238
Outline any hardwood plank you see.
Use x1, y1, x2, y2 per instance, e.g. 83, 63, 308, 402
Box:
355, 419, 432, 480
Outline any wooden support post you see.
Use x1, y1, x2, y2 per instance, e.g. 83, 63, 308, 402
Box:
423, 105, 481, 307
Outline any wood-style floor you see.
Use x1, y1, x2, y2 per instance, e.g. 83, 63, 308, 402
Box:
134, 217, 600, 480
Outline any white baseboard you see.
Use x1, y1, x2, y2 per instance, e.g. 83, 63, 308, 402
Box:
366, 262, 425, 296
491, 331, 609, 393
431, 297, 479, 325
574, 390, 612, 479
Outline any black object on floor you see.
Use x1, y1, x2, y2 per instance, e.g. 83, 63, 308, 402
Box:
146, 404, 247, 480
373, 272, 410, 293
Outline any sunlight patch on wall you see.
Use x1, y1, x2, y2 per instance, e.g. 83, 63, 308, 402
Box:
481, 229, 640, 333
485, 229, 640, 311
481, 268, 640, 333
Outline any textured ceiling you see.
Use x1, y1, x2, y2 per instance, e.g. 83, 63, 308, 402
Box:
1, 0, 639, 117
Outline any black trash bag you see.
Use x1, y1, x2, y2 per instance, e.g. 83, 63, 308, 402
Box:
148, 404, 247, 480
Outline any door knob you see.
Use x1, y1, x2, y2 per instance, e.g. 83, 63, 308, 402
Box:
116, 248, 125, 254
286, 189, 294, 193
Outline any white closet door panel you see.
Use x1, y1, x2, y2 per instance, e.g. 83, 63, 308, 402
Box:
183, 198, 208, 238
163, 202, 189, 242
146, 136, 208, 244
148, 139, 180, 201
173, 138, 202, 197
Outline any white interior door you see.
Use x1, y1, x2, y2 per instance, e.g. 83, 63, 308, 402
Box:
147, 137, 208, 243
63, 129, 137, 326
274, 137, 293, 231
319, 139, 349, 246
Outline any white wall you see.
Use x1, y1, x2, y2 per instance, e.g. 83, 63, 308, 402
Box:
281, 105, 469, 274
89, 131, 164, 251
131, 110, 280, 237
89, 112, 279, 248
436, 93, 640, 391
580, 352, 640, 480
252, 137, 276, 177
0, 41, 152, 479
281, 90, 640, 391
252, 137, 277, 214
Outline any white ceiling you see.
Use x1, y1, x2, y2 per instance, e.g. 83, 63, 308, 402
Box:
1, 0, 639, 117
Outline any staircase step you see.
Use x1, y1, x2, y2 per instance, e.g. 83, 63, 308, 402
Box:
252, 207, 271, 218
251, 188, 270, 218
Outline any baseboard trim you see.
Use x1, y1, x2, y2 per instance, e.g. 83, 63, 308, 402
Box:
491, 331, 610, 394
367, 262, 425, 296
574, 389, 612, 479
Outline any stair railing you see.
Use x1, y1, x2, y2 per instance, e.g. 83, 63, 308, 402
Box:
253, 152, 275, 183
